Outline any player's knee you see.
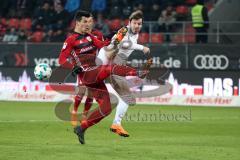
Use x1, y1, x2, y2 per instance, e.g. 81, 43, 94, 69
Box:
121, 95, 136, 106
75, 95, 82, 101
128, 98, 136, 106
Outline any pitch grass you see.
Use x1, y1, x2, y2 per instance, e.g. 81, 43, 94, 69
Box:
0, 101, 239, 160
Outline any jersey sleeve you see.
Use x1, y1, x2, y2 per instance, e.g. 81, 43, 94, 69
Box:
89, 33, 110, 49
130, 34, 144, 51
58, 36, 75, 69
131, 43, 144, 51
93, 30, 104, 41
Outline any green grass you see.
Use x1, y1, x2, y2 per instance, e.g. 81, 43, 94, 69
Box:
0, 101, 239, 160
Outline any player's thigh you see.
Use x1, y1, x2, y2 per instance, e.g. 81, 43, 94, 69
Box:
82, 66, 112, 84
110, 75, 136, 105
110, 75, 131, 94
96, 48, 109, 65
87, 82, 112, 113
86, 82, 110, 102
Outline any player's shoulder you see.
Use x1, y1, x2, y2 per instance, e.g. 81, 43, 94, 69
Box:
92, 29, 104, 40
65, 32, 80, 42
92, 29, 103, 35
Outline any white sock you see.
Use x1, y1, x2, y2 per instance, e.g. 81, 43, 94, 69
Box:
113, 97, 129, 125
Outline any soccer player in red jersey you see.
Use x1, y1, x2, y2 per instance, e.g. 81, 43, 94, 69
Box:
58, 10, 147, 144
71, 15, 104, 126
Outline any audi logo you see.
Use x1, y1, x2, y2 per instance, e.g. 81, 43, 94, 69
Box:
194, 55, 229, 70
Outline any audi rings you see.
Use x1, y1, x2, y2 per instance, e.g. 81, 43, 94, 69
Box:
194, 55, 229, 70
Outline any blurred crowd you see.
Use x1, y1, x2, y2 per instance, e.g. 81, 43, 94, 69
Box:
0, 0, 217, 43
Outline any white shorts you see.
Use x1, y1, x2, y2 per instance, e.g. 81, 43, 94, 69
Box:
96, 48, 109, 65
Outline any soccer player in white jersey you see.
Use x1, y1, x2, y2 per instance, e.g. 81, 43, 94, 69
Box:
97, 10, 152, 137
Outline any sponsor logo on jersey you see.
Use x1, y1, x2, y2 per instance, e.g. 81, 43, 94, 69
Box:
86, 36, 92, 42
80, 46, 94, 53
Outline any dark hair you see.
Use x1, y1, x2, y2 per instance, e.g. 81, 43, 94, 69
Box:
74, 10, 92, 21
129, 10, 143, 21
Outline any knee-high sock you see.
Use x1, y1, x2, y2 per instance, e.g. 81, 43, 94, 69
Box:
84, 97, 93, 115
73, 95, 83, 113
113, 97, 129, 125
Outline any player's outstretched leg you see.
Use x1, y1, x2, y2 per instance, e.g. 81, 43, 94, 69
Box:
95, 64, 148, 82
81, 64, 148, 85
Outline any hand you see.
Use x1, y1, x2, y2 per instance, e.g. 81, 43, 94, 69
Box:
71, 66, 82, 77
143, 46, 150, 54
137, 70, 149, 79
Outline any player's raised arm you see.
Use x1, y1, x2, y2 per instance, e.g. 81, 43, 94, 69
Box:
59, 36, 75, 69
88, 33, 110, 49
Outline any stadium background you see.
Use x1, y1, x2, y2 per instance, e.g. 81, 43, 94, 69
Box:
0, 0, 239, 160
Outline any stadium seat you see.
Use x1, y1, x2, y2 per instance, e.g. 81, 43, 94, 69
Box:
185, 34, 195, 43
20, 18, 32, 30
0, 24, 6, 35
185, 24, 196, 43
138, 33, 149, 44
123, 19, 129, 26
172, 34, 195, 43
109, 18, 122, 31
31, 31, 44, 42
150, 33, 164, 43
8, 18, 20, 28
1, 18, 7, 25
185, 0, 197, 5
176, 5, 189, 15
172, 34, 184, 43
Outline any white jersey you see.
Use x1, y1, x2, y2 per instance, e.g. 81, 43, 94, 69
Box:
97, 28, 144, 65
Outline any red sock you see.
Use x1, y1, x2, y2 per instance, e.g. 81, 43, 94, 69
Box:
73, 95, 83, 113
83, 98, 93, 115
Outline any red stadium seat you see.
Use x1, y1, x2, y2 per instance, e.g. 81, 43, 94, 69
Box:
185, 24, 196, 43
20, 18, 32, 30
150, 33, 164, 43
172, 34, 195, 43
138, 33, 149, 44
0, 24, 7, 35
176, 5, 189, 15
8, 18, 20, 28
185, 34, 195, 43
109, 18, 122, 31
1, 18, 7, 25
124, 19, 129, 26
31, 31, 44, 42
172, 34, 184, 43
185, 0, 197, 5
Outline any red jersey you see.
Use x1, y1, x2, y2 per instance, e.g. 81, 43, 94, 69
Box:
59, 31, 109, 70
92, 29, 104, 41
